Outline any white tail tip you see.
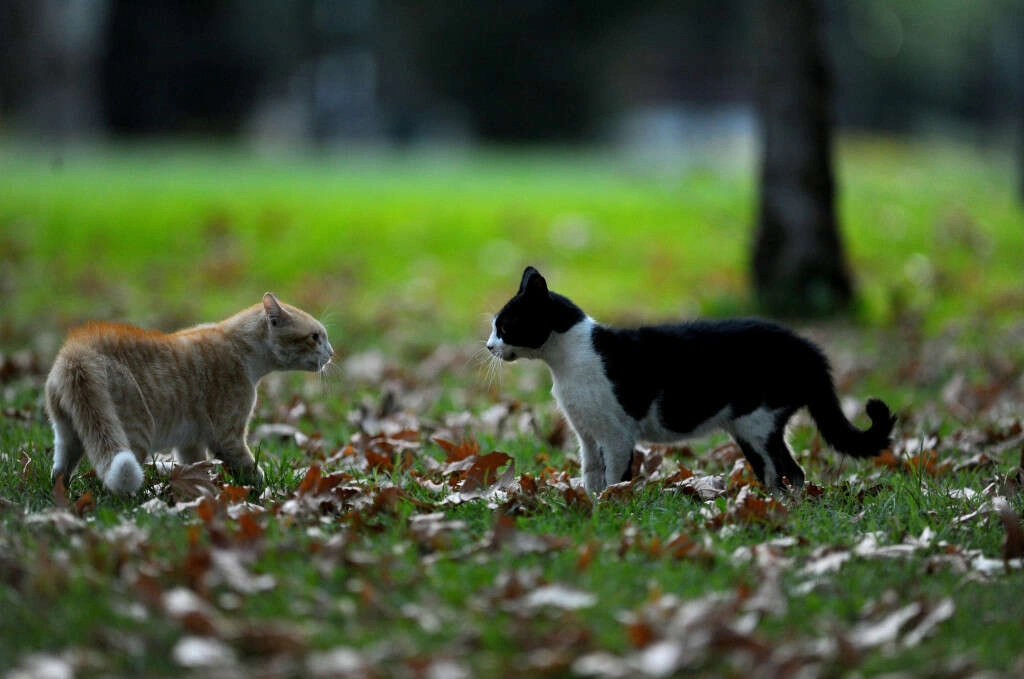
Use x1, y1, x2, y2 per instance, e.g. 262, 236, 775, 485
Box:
105, 451, 144, 495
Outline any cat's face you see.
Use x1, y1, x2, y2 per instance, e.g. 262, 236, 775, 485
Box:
263, 293, 334, 371
487, 267, 562, 362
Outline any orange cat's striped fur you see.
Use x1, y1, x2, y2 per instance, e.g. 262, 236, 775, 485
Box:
45, 293, 333, 495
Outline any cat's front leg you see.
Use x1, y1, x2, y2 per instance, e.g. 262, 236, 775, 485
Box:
176, 444, 207, 464
602, 439, 636, 488
211, 437, 266, 490
577, 432, 606, 494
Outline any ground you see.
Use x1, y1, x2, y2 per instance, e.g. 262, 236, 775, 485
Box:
1, 140, 1022, 677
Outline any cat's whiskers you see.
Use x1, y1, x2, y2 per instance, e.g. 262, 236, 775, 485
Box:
316, 359, 343, 394
469, 343, 503, 389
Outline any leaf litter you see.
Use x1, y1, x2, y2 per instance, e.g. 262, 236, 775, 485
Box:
4, 323, 1024, 677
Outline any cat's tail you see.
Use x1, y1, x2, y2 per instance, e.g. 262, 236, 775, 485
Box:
806, 381, 896, 458
46, 353, 145, 495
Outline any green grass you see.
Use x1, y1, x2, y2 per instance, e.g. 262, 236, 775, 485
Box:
1, 139, 1023, 676
2, 138, 1020, 352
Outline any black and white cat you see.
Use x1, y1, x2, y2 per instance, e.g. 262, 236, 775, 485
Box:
487, 266, 895, 494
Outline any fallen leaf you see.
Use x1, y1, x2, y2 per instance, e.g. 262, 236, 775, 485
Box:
248, 422, 309, 448
663, 532, 714, 564
995, 499, 1024, 560
902, 598, 955, 647
598, 480, 637, 503
459, 451, 513, 491
671, 474, 727, 500
306, 647, 370, 679
433, 436, 480, 462
52, 476, 68, 509
169, 460, 220, 502
523, 584, 598, 611
576, 540, 599, 572
73, 492, 95, 516
847, 601, 921, 649
233, 623, 309, 656
6, 654, 75, 679
172, 636, 237, 669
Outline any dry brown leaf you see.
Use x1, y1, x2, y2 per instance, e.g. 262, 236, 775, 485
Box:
234, 511, 265, 543
728, 459, 760, 488
872, 449, 902, 470
459, 451, 513, 491
169, 460, 220, 502
598, 480, 637, 503
296, 465, 322, 495
663, 532, 714, 564
73, 491, 96, 516
710, 486, 788, 530
52, 475, 68, 509
661, 467, 694, 485
995, 499, 1024, 561
233, 623, 309, 656
576, 540, 599, 572
708, 440, 744, 467
562, 484, 593, 512
432, 436, 480, 462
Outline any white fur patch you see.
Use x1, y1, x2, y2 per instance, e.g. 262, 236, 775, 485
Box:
52, 424, 65, 469
105, 450, 144, 495
539, 319, 637, 489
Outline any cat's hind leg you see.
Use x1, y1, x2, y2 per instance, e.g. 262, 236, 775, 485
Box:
734, 437, 776, 488
729, 407, 803, 490
176, 444, 207, 464
49, 407, 85, 488
765, 431, 805, 489
46, 358, 144, 495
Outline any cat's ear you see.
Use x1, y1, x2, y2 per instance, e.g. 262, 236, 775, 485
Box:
262, 292, 290, 327
519, 266, 548, 297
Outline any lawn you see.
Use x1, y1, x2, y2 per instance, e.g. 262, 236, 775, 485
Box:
1, 139, 1022, 677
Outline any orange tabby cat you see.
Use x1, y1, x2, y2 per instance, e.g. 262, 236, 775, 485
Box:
45, 293, 333, 495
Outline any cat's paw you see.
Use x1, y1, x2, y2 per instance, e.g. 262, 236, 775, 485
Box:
235, 464, 266, 492
582, 468, 606, 495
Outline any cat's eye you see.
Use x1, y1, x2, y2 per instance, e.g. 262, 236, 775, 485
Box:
310, 332, 320, 342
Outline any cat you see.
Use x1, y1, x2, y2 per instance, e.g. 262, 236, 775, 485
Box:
45, 293, 333, 496
487, 266, 895, 494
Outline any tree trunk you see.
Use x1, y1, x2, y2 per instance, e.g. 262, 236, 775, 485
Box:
752, 0, 852, 316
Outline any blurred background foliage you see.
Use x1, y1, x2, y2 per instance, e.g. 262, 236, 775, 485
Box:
0, 0, 1022, 352
3, 0, 1021, 143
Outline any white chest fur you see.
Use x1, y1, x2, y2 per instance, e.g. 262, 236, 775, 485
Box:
542, 319, 636, 444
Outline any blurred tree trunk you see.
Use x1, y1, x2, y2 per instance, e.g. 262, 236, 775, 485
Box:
1019, 113, 1024, 202
752, 0, 852, 316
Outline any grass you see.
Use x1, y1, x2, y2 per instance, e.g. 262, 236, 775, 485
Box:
1, 138, 1023, 676
1, 137, 1021, 351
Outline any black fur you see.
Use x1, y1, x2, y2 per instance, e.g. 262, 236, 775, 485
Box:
494, 266, 585, 353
